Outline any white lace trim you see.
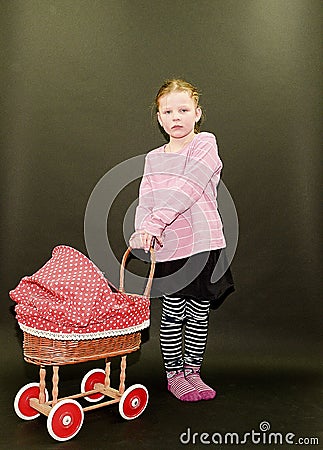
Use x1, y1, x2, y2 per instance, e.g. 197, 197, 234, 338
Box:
19, 320, 150, 341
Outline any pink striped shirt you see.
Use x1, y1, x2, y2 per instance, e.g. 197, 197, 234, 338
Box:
135, 132, 226, 262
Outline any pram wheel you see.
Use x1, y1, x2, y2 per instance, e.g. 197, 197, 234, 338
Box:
47, 399, 84, 441
14, 382, 49, 420
81, 368, 106, 402
119, 384, 149, 420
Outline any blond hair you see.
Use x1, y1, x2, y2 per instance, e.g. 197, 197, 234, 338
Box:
154, 78, 203, 133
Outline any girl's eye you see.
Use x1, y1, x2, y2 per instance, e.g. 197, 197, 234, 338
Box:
180, 109, 188, 113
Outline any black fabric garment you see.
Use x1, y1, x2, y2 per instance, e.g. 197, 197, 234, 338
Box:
152, 249, 235, 309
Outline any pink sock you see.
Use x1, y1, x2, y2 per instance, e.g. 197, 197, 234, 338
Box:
184, 366, 216, 400
167, 370, 201, 402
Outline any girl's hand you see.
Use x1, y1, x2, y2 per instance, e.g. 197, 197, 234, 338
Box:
141, 231, 154, 252
129, 231, 144, 249
129, 230, 154, 252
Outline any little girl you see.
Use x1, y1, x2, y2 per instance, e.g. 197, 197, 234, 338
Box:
130, 79, 234, 402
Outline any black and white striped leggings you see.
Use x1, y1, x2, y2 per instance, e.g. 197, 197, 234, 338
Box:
160, 295, 211, 371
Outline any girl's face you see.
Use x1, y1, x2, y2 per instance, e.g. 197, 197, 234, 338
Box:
157, 90, 202, 140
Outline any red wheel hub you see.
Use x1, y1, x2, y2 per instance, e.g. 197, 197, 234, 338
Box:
47, 399, 84, 441
81, 368, 106, 402
119, 384, 149, 420
14, 382, 48, 420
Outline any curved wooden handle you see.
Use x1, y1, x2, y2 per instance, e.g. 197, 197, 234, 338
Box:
119, 247, 156, 298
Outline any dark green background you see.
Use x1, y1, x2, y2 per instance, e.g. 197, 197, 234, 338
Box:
1, 1, 321, 448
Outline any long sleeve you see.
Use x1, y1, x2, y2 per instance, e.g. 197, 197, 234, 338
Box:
134, 158, 154, 231
140, 133, 222, 238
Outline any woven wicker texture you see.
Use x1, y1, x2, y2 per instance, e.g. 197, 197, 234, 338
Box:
23, 331, 141, 365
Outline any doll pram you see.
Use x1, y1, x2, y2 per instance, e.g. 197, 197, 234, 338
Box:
10, 245, 155, 442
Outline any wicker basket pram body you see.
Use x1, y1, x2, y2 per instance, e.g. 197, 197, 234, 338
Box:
22, 330, 142, 366
11, 246, 155, 441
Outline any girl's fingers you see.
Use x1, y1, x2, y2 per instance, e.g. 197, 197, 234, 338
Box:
129, 231, 154, 251
129, 232, 144, 248
143, 232, 152, 252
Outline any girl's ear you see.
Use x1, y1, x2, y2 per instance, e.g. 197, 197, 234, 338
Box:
195, 106, 202, 122
157, 111, 163, 127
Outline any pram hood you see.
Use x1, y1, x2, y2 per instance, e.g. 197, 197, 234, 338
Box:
10, 245, 150, 340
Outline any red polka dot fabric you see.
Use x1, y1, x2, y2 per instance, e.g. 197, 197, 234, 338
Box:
10, 246, 150, 340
